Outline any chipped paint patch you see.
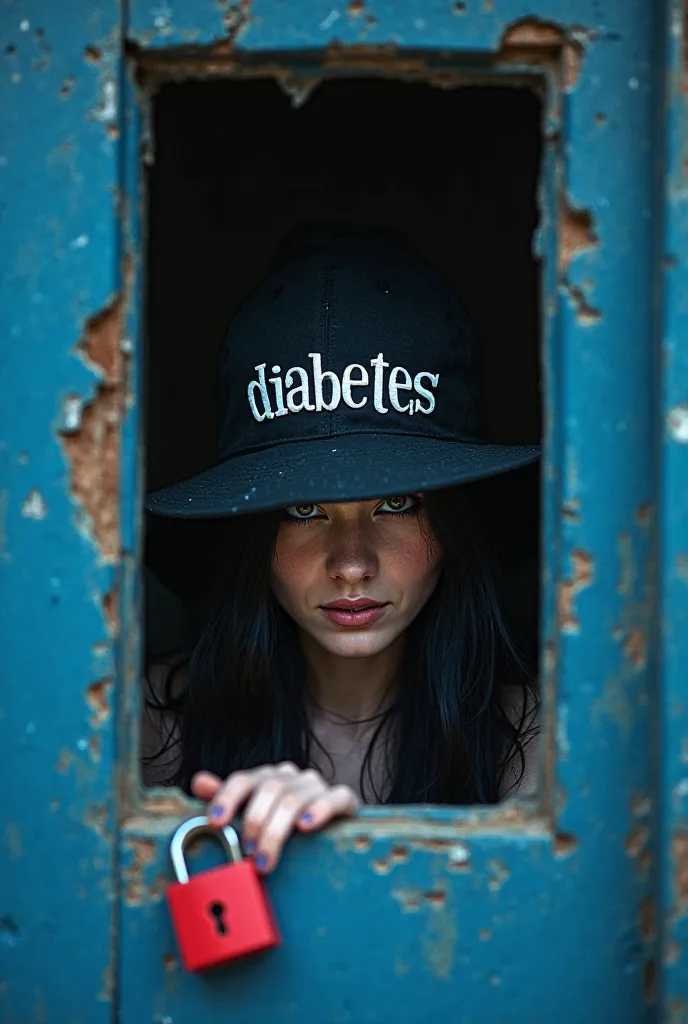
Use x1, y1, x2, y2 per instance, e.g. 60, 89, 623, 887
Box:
623, 627, 647, 669
422, 889, 456, 980
447, 842, 472, 871
498, 18, 585, 92
123, 836, 166, 906
558, 549, 594, 633
673, 833, 688, 916
60, 298, 124, 564
559, 202, 598, 273
561, 496, 581, 524
20, 489, 47, 520
391, 886, 422, 913
424, 887, 447, 909
370, 845, 410, 874
101, 587, 119, 637
561, 281, 602, 325
55, 747, 74, 774
83, 802, 109, 840
487, 858, 509, 891
636, 502, 652, 528
554, 833, 579, 857
162, 952, 179, 972
627, 826, 651, 865
668, 404, 688, 442
86, 679, 112, 728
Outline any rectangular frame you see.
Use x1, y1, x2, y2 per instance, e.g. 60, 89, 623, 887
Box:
118, 7, 660, 1020
0, 1, 668, 1019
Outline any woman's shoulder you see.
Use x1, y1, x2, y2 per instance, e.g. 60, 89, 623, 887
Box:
141, 653, 188, 787
498, 684, 539, 800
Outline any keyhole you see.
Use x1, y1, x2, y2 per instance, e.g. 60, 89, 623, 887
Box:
209, 901, 229, 935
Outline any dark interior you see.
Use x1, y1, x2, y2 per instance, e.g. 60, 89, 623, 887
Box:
144, 77, 542, 666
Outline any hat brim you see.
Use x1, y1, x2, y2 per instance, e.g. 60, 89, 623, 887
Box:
145, 434, 540, 518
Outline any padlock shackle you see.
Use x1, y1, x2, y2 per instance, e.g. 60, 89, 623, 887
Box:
170, 815, 242, 884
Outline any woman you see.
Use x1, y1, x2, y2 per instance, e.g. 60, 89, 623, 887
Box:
143, 224, 540, 874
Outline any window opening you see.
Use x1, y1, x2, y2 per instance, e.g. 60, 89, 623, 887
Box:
142, 77, 542, 814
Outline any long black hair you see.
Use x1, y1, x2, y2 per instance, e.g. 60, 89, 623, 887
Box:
145, 483, 538, 804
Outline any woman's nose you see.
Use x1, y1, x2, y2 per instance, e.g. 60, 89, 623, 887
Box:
325, 522, 379, 584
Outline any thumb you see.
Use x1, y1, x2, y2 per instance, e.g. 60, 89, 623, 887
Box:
190, 771, 223, 802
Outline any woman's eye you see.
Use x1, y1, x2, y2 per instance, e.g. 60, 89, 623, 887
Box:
376, 495, 419, 515
284, 503, 324, 521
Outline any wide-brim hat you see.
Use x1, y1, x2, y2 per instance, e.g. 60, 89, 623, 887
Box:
145, 225, 539, 519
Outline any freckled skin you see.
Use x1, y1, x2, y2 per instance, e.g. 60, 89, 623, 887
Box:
270, 496, 442, 659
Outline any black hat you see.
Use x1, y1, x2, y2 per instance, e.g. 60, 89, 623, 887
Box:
145, 225, 539, 519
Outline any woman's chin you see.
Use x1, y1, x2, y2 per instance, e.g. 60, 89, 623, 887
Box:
315, 630, 397, 659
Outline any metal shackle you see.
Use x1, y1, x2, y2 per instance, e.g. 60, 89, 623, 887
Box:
170, 815, 243, 884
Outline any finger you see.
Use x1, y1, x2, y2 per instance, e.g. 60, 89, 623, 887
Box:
296, 785, 359, 831
240, 776, 295, 851
190, 771, 223, 802
241, 769, 322, 849
250, 780, 328, 873
204, 764, 300, 828
205, 769, 271, 827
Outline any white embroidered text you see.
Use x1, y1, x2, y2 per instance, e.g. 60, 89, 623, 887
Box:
247, 352, 439, 422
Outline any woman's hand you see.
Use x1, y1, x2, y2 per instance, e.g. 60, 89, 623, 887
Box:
191, 763, 359, 873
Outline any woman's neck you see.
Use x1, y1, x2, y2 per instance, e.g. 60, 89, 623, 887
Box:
299, 631, 402, 725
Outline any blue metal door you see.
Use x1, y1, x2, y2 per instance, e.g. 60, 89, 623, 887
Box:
1, 1, 686, 1020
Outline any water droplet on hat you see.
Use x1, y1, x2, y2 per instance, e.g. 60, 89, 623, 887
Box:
332, 448, 337, 452
244, 494, 249, 500
231, 506, 238, 512
251, 486, 256, 492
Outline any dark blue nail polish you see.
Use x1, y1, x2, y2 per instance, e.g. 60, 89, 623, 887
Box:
300, 812, 313, 824
210, 805, 223, 819
244, 839, 256, 854
255, 853, 268, 871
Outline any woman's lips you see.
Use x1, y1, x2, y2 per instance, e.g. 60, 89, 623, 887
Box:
319, 600, 389, 628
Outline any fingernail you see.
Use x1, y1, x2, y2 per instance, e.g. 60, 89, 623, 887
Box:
209, 805, 223, 819
255, 853, 268, 871
299, 813, 313, 824
244, 839, 256, 854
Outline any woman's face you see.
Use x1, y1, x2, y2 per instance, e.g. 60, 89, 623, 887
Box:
270, 495, 442, 659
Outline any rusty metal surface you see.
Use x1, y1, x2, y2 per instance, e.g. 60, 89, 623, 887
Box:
0, 3, 122, 1022
119, 2, 659, 1021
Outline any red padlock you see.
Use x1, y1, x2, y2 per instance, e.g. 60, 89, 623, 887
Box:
166, 815, 281, 972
